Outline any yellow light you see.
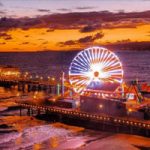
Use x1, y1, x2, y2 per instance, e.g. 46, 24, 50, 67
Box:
99, 104, 103, 109
16, 93, 20, 97
52, 77, 55, 81
128, 108, 132, 112
36, 75, 39, 78
52, 98, 56, 102
75, 101, 80, 107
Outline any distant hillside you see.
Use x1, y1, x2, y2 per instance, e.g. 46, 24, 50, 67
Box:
104, 41, 150, 51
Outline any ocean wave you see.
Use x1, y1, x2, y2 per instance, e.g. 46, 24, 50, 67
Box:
0, 124, 72, 150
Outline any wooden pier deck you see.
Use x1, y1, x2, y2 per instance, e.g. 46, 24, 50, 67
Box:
17, 102, 150, 137
0, 78, 63, 94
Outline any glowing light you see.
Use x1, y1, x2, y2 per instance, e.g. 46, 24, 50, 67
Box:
25, 72, 29, 75
69, 46, 123, 93
75, 101, 80, 107
52, 98, 56, 102
52, 77, 55, 81
16, 93, 20, 97
36, 75, 39, 78
128, 108, 132, 112
99, 104, 103, 109
33, 95, 37, 99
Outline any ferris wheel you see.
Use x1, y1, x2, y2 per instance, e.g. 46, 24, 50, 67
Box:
69, 46, 123, 93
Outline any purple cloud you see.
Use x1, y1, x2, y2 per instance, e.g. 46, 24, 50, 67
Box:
0, 11, 149, 32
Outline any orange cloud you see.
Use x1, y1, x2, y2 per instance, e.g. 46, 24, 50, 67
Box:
0, 11, 150, 52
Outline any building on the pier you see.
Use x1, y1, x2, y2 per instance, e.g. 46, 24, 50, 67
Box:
80, 88, 148, 119
80, 90, 127, 117
0, 66, 21, 79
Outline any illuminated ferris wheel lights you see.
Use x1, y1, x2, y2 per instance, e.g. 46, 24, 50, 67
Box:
69, 46, 123, 93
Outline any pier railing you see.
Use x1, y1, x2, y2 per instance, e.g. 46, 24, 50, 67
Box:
16, 102, 150, 136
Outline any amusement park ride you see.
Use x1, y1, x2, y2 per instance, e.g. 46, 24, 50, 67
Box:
68, 46, 148, 100
66, 46, 150, 118
69, 46, 123, 94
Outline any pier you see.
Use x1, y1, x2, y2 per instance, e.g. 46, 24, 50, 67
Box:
0, 77, 64, 95
1, 66, 150, 137
17, 101, 150, 137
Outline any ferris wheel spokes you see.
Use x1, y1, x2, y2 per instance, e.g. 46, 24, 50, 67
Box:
69, 46, 123, 94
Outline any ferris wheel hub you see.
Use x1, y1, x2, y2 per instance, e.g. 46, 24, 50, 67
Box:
94, 71, 99, 78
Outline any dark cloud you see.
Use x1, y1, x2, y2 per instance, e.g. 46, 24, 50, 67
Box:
0, 32, 12, 40
38, 38, 44, 41
78, 35, 93, 43
37, 9, 51, 13
103, 21, 138, 29
78, 32, 104, 43
57, 8, 71, 12
46, 29, 55, 32
116, 39, 131, 43
42, 41, 48, 44
105, 41, 150, 51
0, 17, 42, 31
0, 2, 3, 7
59, 40, 76, 46
59, 32, 104, 46
0, 11, 5, 14
116, 9, 125, 13
0, 11, 149, 32
0, 42, 6, 45
76, 6, 96, 10
92, 32, 104, 40
80, 24, 101, 33
24, 35, 29, 38
22, 42, 29, 45
13, 48, 20, 51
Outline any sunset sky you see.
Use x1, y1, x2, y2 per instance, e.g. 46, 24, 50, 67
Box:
0, 0, 150, 52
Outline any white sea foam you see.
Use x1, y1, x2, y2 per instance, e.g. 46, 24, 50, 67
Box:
0, 132, 22, 145
0, 125, 72, 150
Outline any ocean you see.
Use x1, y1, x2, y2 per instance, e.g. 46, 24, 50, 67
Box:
0, 50, 150, 82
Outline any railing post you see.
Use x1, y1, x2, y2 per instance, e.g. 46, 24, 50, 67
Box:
19, 106, 22, 116
37, 109, 41, 115
27, 108, 30, 116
